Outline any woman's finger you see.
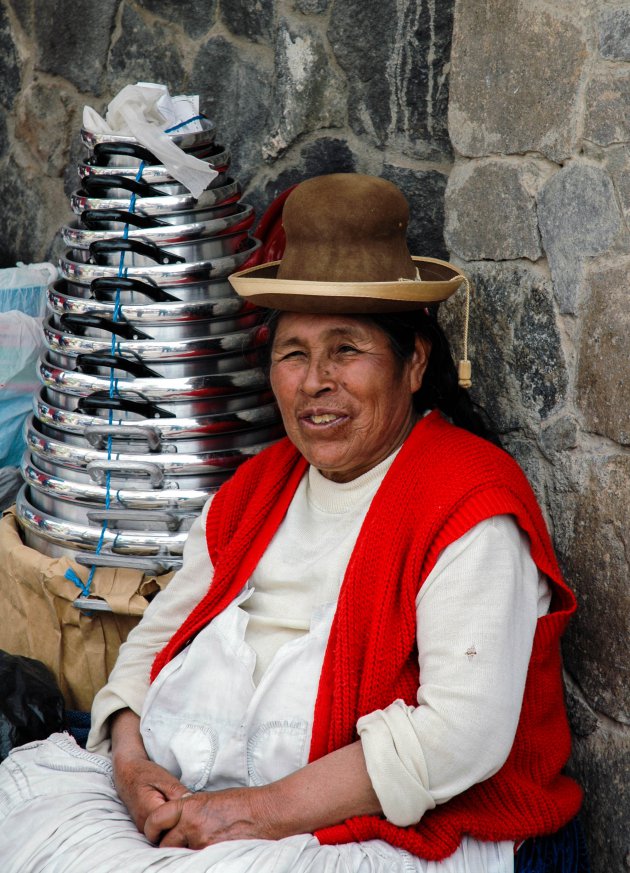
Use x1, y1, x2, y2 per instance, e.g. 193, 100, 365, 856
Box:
144, 797, 184, 844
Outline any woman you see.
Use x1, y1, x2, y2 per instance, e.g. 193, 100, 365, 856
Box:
0, 174, 582, 872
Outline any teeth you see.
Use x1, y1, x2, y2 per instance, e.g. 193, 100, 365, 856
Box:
310, 413, 338, 424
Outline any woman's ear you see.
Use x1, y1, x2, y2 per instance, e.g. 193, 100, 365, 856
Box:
409, 335, 431, 394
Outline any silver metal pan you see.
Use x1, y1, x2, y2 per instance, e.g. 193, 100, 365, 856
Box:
62, 202, 253, 250
57, 274, 237, 305
70, 228, 251, 270
59, 234, 260, 286
81, 117, 216, 152
34, 389, 279, 441
79, 144, 230, 185
38, 358, 268, 404
70, 178, 241, 217
16, 484, 188, 557
45, 315, 263, 359
21, 452, 214, 512
48, 282, 263, 338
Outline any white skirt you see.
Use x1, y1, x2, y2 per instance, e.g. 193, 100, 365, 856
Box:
0, 734, 513, 873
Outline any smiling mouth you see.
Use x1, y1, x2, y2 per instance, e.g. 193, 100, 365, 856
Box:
301, 412, 346, 426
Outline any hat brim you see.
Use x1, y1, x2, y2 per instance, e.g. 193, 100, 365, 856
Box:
229, 257, 467, 313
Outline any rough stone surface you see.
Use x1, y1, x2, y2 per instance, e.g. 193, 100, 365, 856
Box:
34, 0, 118, 95
193, 36, 273, 186
264, 19, 346, 161
0, 110, 8, 160
220, 0, 274, 43
439, 261, 568, 433
444, 159, 543, 262
0, 5, 21, 109
584, 68, 630, 147
598, 7, 630, 61
246, 137, 358, 222
137, 0, 218, 39
448, 0, 588, 161
329, 0, 454, 160
15, 81, 84, 178
537, 164, 621, 314
555, 453, 630, 725
381, 164, 448, 259
567, 696, 630, 869
0, 161, 50, 267
577, 260, 630, 445
294, 0, 329, 13
108, 5, 188, 96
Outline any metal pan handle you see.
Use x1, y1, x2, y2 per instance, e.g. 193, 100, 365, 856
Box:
86, 459, 165, 488
81, 209, 166, 230
86, 508, 183, 531
76, 352, 161, 379
59, 312, 151, 341
90, 276, 178, 303
74, 550, 180, 574
84, 423, 163, 452
82, 174, 167, 197
92, 142, 160, 165
89, 238, 186, 265
77, 391, 175, 419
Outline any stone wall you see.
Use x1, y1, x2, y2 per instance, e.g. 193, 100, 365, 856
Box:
0, 0, 454, 267
444, 1, 630, 869
0, 0, 627, 869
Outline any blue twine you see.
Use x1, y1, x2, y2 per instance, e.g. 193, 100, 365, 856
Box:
165, 115, 204, 133
515, 817, 590, 873
76, 165, 144, 601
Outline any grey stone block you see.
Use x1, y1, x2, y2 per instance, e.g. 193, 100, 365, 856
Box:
585, 69, 630, 147
0, 110, 8, 160
439, 261, 568, 432
381, 164, 448, 260
245, 137, 357, 228
568, 725, 630, 873
221, 0, 274, 42
0, 4, 21, 110
294, 0, 329, 13
15, 82, 83, 179
193, 35, 273, 187
137, 0, 218, 39
598, 7, 630, 61
558, 452, 630, 725
444, 159, 542, 262
109, 5, 188, 96
263, 18, 346, 161
537, 164, 621, 314
328, 0, 454, 160
448, 0, 587, 161
0, 160, 48, 267
577, 260, 630, 446
34, 0, 118, 95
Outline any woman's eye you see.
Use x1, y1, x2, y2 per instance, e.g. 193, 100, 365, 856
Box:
337, 345, 359, 355
281, 350, 305, 360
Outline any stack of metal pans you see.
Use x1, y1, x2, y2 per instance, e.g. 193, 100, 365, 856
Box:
17, 117, 282, 583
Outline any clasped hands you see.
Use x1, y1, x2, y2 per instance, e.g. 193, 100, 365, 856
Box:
114, 756, 281, 849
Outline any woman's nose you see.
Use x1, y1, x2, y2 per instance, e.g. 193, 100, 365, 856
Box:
301, 356, 334, 395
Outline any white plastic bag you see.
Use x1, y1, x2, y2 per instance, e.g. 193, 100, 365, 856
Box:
0, 262, 58, 318
0, 311, 45, 468
83, 83, 218, 198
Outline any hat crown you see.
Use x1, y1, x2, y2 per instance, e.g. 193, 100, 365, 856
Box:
277, 174, 417, 283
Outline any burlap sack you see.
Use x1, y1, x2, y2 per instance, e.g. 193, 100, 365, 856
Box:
0, 507, 174, 711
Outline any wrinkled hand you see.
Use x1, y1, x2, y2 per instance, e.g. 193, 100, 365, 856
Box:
144, 786, 278, 849
114, 755, 191, 834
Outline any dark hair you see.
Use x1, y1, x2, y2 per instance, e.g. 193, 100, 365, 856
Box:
260, 308, 500, 446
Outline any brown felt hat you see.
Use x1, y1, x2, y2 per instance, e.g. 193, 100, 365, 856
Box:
228, 173, 468, 313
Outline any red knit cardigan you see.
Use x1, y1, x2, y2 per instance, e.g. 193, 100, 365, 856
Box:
151, 411, 582, 860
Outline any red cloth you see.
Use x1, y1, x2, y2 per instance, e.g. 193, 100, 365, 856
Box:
151, 411, 582, 860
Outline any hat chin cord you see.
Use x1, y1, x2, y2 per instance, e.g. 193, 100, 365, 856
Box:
457, 277, 472, 389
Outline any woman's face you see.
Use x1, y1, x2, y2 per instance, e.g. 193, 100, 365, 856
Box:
270, 313, 429, 482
